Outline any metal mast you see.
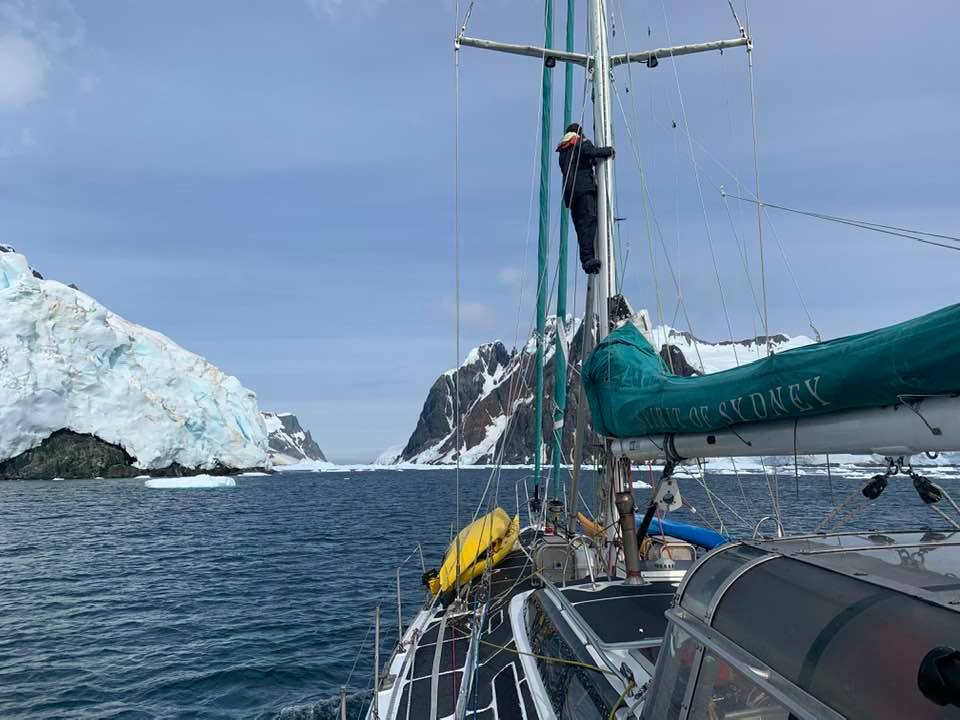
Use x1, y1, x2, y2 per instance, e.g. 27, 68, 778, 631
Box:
586, 0, 637, 581
532, 0, 554, 495
551, 0, 575, 500
456, 3, 749, 547
590, 0, 616, 340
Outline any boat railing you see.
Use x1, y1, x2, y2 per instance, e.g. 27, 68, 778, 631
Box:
341, 539, 440, 720
752, 515, 785, 539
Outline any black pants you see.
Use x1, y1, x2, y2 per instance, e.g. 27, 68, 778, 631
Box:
570, 191, 598, 267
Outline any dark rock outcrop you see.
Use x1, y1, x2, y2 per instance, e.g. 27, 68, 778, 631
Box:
660, 344, 701, 377
400, 319, 602, 465
667, 328, 790, 348
396, 318, 769, 465
0, 430, 261, 480
262, 412, 326, 464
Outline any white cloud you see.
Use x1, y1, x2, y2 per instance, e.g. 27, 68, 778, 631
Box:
0, 126, 37, 158
77, 72, 98, 96
0, 2, 86, 156
0, 33, 49, 108
432, 296, 495, 332
0, 1, 84, 53
305, 0, 388, 18
497, 267, 523, 288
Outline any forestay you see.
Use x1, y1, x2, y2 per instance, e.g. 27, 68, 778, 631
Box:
583, 304, 960, 438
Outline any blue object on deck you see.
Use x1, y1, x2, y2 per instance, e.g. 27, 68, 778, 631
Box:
644, 516, 728, 549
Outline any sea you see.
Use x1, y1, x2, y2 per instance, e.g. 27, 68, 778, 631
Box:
1, 466, 956, 719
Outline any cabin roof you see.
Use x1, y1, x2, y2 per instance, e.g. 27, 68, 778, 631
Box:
752, 529, 960, 610
672, 529, 960, 720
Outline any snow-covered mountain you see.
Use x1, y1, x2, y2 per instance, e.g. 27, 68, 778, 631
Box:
395, 317, 813, 466
0, 247, 269, 479
373, 444, 404, 465
398, 317, 592, 465
261, 412, 326, 465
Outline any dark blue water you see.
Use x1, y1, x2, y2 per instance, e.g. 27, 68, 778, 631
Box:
0, 468, 955, 719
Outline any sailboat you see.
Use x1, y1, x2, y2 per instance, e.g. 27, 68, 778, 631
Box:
351, 1, 960, 718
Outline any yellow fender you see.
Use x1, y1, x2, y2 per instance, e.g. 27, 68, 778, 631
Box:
428, 508, 519, 595
577, 511, 604, 538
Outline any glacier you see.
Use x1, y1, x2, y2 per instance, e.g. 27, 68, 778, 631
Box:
0, 248, 269, 471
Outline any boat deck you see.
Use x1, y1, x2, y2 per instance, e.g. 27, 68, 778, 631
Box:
382, 530, 684, 719
392, 532, 540, 720
559, 582, 674, 647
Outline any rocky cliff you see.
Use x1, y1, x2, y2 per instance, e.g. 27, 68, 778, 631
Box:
396, 318, 812, 465
262, 412, 327, 465
398, 317, 601, 465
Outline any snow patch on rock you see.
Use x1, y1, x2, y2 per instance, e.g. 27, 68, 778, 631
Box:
373, 444, 404, 465
261, 411, 326, 465
399, 316, 814, 465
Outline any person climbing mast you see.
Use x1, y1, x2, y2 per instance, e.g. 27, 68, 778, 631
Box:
556, 122, 615, 275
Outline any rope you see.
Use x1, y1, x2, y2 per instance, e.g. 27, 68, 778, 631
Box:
608, 679, 637, 720
935, 484, 960, 520
682, 462, 757, 535
476, 638, 619, 676
814, 479, 872, 533
688, 462, 725, 533
929, 503, 960, 531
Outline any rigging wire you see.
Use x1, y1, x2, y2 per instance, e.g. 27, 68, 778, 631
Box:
608, 80, 706, 371
760, 205, 822, 340
658, 0, 740, 366
608, 9, 784, 534
723, 193, 960, 253
642, 108, 822, 343
453, 0, 465, 599
743, 1, 771, 355
469, 16, 600, 539
613, 0, 670, 358
467, 49, 559, 528
722, 191, 765, 331
726, 0, 747, 36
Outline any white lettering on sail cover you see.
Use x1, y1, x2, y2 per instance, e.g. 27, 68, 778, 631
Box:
637, 375, 830, 433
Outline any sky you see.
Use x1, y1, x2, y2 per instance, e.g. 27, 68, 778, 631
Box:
1, 1, 959, 462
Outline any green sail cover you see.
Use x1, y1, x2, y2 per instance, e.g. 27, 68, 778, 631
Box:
582, 304, 960, 439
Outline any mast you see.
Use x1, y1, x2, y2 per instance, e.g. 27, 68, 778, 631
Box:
551, 0, 575, 500
532, 0, 554, 494
587, 0, 644, 584
456, 4, 749, 534
590, 0, 616, 340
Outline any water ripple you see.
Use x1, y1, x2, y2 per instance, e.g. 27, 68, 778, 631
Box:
0, 468, 955, 718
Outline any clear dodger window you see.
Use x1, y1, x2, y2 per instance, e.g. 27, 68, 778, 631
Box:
642, 624, 702, 720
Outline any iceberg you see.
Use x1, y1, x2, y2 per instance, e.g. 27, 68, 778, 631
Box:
0, 248, 269, 471
144, 475, 236, 489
